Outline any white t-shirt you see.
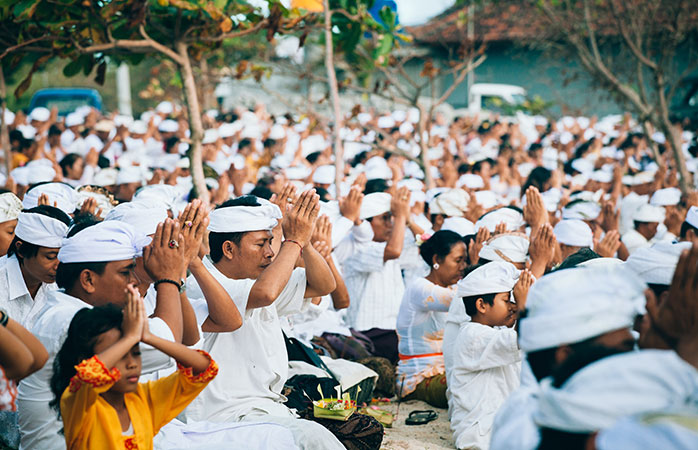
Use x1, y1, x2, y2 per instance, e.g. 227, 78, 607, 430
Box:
342, 241, 408, 331
396, 278, 454, 395
0, 254, 57, 328
448, 321, 522, 450
183, 258, 310, 423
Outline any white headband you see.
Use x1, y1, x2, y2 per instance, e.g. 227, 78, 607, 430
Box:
58, 221, 151, 263
14, 212, 68, 248
0, 193, 22, 223
208, 198, 282, 233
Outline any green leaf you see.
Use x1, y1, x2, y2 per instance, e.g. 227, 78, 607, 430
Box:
13, 0, 38, 19
62, 58, 83, 77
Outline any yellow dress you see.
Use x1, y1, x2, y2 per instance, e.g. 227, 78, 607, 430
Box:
60, 351, 218, 450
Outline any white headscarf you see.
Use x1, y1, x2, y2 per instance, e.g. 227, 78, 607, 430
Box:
625, 241, 692, 285
23, 183, 78, 216
0, 193, 22, 223
441, 217, 476, 236
14, 211, 68, 248
105, 199, 169, 236
208, 197, 282, 233
553, 219, 593, 247
360, 192, 392, 220
533, 350, 698, 433
685, 206, 698, 229
58, 221, 151, 263
456, 261, 520, 298
561, 200, 601, 221
475, 207, 526, 233
518, 264, 645, 353
430, 188, 470, 217
479, 233, 529, 264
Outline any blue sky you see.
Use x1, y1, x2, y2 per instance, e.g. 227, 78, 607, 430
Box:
394, 0, 455, 26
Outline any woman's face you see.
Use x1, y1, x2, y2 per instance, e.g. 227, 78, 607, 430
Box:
433, 241, 468, 286
21, 246, 61, 284
66, 157, 85, 180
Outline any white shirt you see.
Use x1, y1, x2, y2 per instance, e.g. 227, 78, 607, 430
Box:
0, 254, 56, 328
622, 229, 653, 255
448, 322, 521, 450
183, 258, 310, 423
18, 290, 176, 450
489, 385, 540, 450
396, 278, 454, 395
443, 292, 469, 376
342, 241, 408, 331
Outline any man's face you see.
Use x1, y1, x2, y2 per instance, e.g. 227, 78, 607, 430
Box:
233, 230, 275, 278
0, 220, 17, 256
636, 221, 659, 240
89, 259, 137, 307
23, 246, 61, 284
369, 212, 393, 242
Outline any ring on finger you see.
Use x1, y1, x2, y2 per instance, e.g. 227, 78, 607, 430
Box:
168, 239, 179, 249
185, 221, 193, 228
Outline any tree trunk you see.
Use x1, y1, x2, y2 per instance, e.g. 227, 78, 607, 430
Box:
417, 104, 434, 190
323, 0, 344, 192
656, 73, 692, 194
199, 58, 215, 112
0, 69, 10, 177
176, 41, 209, 204
641, 120, 663, 169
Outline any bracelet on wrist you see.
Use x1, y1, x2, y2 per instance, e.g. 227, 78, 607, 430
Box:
154, 278, 184, 292
283, 239, 303, 255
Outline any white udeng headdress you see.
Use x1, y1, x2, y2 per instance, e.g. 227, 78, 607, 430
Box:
208, 197, 282, 233
14, 212, 68, 248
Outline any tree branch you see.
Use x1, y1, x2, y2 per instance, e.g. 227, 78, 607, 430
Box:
434, 53, 486, 106
0, 36, 56, 60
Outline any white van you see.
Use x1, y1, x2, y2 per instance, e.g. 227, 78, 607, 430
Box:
468, 83, 527, 114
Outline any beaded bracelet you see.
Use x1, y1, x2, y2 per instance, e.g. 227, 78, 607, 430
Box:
284, 239, 303, 255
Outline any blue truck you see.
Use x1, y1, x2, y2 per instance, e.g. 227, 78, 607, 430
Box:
29, 87, 102, 116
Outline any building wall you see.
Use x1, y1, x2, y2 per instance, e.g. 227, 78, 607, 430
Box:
405, 42, 626, 116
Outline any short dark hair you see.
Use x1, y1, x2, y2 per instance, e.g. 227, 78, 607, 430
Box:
249, 186, 273, 200
364, 179, 390, 195
209, 195, 262, 263
55, 261, 107, 290
680, 220, 698, 239
462, 292, 497, 317
538, 428, 590, 450
238, 138, 252, 150
8, 205, 72, 262
315, 187, 330, 202
553, 248, 600, 271
419, 230, 464, 266
59, 153, 82, 177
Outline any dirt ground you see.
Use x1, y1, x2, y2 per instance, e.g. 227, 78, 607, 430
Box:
378, 400, 454, 450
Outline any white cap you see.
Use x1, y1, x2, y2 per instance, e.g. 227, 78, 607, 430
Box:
93, 168, 119, 187
625, 241, 692, 285
456, 261, 520, 298
29, 107, 50, 122
65, 112, 84, 128
519, 264, 645, 352
650, 188, 681, 206
313, 165, 335, 185
456, 173, 485, 189
129, 120, 147, 135
479, 233, 530, 264
360, 192, 392, 219
441, 217, 475, 236
553, 219, 593, 247
158, 119, 179, 133
218, 123, 236, 138
632, 204, 665, 223
202, 129, 219, 144
116, 166, 144, 185
156, 101, 174, 115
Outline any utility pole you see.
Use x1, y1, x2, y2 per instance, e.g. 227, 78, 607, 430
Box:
116, 62, 133, 116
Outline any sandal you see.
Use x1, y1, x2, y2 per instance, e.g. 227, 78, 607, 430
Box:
405, 409, 438, 425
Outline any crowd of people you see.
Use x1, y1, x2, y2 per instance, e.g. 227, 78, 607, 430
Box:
0, 98, 697, 450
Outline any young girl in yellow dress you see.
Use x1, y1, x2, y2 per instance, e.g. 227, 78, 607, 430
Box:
50, 285, 218, 450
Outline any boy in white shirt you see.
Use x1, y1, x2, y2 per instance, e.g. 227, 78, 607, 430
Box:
447, 261, 532, 450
